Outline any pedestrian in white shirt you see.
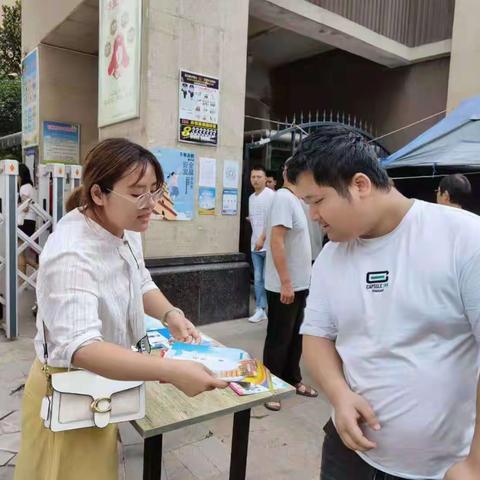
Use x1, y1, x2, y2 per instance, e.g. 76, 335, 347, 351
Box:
247, 165, 274, 323
17, 163, 38, 275
287, 124, 480, 480
262, 162, 317, 411
15, 139, 227, 480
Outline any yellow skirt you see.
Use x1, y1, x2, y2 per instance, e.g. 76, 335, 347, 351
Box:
14, 359, 118, 480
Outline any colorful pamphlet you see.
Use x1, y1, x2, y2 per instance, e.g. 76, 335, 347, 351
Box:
230, 374, 289, 396
145, 324, 278, 394
164, 343, 252, 381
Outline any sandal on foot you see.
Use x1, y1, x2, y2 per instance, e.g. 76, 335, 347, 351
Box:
264, 401, 281, 411
295, 383, 319, 398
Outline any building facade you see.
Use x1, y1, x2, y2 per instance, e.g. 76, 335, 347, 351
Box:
21, 0, 478, 322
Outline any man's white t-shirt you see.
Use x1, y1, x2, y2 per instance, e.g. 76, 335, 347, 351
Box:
265, 188, 311, 292
301, 200, 480, 479
248, 187, 274, 252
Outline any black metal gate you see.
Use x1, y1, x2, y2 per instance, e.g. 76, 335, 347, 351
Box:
240, 118, 390, 256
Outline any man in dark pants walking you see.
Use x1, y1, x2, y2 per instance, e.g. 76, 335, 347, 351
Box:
263, 162, 318, 411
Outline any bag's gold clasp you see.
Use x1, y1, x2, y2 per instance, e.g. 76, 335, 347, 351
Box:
42, 363, 53, 396
90, 397, 112, 414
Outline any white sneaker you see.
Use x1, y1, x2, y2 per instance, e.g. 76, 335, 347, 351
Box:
248, 308, 267, 323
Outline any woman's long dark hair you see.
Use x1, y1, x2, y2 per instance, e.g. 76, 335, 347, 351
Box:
18, 163, 33, 187
66, 138, 164, 213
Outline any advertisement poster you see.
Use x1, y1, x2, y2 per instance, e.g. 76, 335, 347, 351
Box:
43, 121, 80, 164
199, 157, 216, 187
222, 188, 238, 215
198, 187, 216, 215
21, 49, 39, 148
98, 0, 142, 127
179, 70, 219, 146
151, 147, 195, 221
24, 148, 36, 186
223, 160, 239, 189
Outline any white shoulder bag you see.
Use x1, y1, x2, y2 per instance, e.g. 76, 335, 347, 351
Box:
40, 322, 145, 432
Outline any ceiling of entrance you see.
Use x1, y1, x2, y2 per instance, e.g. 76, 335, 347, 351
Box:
41, 5, 332, 64
43, 0, 99, 55
248, 17, 333, 68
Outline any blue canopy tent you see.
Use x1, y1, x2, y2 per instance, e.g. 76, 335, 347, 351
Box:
382, 96, 480, 169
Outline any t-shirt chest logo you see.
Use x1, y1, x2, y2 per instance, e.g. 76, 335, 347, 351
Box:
366, 271, 389, 293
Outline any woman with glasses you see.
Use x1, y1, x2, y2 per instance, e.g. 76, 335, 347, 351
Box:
15, 138, 228, 480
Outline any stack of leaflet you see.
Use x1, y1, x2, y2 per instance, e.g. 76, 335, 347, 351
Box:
146, 322, 277, 395
164, 342, 275, 395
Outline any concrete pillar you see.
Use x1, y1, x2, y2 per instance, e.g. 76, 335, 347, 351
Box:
38, 45, 98, 163
447, 0, 480, 109
99, 0, 251, 323
99, 0, 250, 260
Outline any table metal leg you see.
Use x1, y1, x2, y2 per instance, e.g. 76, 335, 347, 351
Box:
229, 408, 251, 480
143, 434, 163, 480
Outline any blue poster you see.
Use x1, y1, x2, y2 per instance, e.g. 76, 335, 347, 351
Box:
151, 147, 195, 221
222, 188, 238, 215
22, 49, 39, 147
43, 121, 80, 164
198, 186, 216, 215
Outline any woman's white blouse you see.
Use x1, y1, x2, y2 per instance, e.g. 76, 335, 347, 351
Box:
34, 208, 159, 367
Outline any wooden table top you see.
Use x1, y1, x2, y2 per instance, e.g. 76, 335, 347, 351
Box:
132, 353, 295, 439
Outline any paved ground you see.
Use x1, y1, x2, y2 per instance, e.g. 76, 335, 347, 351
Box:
0, 290, 331, 479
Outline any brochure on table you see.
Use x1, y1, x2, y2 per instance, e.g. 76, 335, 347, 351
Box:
145, 318, 276, 395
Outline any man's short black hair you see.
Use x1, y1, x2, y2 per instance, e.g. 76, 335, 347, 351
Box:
438, 174, 472, 206
250, 164, 266, 174
286, 124, 391, 195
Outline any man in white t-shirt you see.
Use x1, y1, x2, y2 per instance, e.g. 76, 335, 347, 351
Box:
286, 124, 480, 480
266, 170, 278, 191
262, 163, 318, 411
247, 165, 275, 323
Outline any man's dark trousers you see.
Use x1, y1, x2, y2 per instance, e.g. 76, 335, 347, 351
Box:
263, 289, 308, 386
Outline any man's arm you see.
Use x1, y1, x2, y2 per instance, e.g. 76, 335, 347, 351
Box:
254, 231, 266, 251
303, 335, 380, 451
270, 225, 294, 304
445, 249, 480, 478
444, 379, 480, 479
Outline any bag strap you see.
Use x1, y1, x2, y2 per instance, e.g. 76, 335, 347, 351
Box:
40, 319, 53, 397
42, 319, 49, 366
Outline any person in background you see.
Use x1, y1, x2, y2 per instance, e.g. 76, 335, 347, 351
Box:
301, 200, 325, 263
18, 163, 38, 276
266, 170, 278, 191
436, 173, 472, 209
263, 161, 318, 411
247, 165, 275, 323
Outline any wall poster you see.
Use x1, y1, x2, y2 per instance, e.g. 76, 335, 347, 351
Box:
179, 70, 219, 146
98, 0, 142, 127
151, 147, 195, 221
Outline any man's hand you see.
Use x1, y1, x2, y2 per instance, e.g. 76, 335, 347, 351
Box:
166, 312, 201, 344
280, 281, 295, 304
254, 238, 265, 251
333, 390, 381, 452
444, 457, 480, 480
